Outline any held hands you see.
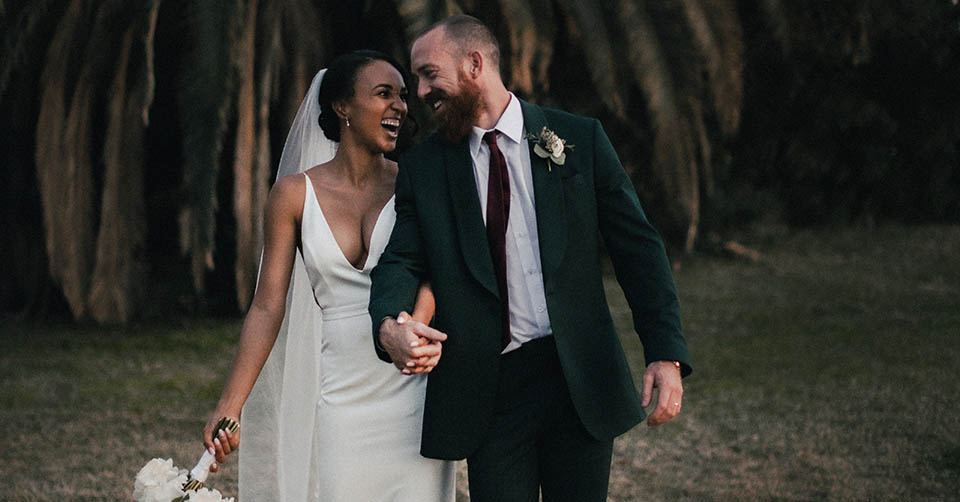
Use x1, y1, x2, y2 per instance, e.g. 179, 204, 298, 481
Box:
642, 360, 684, 427
378, 311, 447, 374
202, 414, 240, 472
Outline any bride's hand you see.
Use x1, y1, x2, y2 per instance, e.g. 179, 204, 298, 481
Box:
407, 283, 442, 372
203, 414, 241, 472
378, 312, 446, 374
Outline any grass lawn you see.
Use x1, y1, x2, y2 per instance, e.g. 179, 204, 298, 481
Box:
2, 225, 958, 501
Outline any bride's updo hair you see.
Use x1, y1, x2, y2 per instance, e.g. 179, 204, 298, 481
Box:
318, 50, 410, 141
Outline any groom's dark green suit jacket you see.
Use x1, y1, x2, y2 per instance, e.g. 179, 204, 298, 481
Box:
369, 99, 691, 460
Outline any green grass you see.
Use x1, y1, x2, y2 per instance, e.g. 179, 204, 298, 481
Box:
0, 320, 242, 500
608, 224, 960, 501
1, 225, 958, 500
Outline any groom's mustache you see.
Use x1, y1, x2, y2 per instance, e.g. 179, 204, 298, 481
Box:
423, 89, 449, 110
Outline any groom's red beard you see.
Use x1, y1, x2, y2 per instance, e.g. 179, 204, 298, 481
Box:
429, 70, 482, 145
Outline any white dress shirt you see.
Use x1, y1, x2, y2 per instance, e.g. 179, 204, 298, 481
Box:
469, 94, 553, 353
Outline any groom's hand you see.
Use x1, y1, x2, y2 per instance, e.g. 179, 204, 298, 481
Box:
642, 361, 684, 426
379, 311, 447, 374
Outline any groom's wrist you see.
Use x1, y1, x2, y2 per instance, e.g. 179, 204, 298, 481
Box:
375, 316, 396, 352
651, 360, 681, 370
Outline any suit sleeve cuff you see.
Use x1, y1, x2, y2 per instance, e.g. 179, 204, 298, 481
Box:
373, 315, 395, 363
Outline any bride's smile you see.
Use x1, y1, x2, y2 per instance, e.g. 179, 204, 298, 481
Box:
337, 60, 408, 153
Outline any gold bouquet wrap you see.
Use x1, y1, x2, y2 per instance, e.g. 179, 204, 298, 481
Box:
181, 417, 240, 492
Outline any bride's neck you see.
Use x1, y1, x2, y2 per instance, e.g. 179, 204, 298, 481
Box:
330, 135, 386, 187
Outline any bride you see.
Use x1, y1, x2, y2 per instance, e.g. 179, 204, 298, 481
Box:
201, 50, 455, 501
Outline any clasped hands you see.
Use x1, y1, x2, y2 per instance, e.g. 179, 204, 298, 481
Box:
379, 314, 683, 424
378, 311, 447, 374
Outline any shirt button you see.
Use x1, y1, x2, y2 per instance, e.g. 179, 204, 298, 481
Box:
537, 306, 545, 313
518, 232, 527, 238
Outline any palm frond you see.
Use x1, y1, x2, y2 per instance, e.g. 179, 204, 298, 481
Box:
248, 1, 284, 306
497, 0, 554, 98
443, 0, 462, 16
759, 0, 790, 55
34, 0, 101, 319
232, 0, 259, 310
87, 0, 159, 322
613, 0, 701, 251
554, 0, 626, 118
277, 0, 323, 132
0, 0, 62, 101
392, 0, 460, 44
177, 0, 247, 294
683, 0, 743, 137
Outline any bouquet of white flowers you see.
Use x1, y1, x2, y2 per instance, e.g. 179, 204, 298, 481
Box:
133, 458, 234, 502
133, 418, 239, 502
133, 458, 187, 502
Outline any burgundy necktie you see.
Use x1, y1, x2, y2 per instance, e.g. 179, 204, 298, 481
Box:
483, 130, 511, 350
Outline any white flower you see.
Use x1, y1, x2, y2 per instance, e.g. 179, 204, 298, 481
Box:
527, 126, 574, 170
186, 487, 235, 502
133, 458, 187, 502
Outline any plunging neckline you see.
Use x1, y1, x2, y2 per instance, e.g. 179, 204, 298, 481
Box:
304, 172, 394, 272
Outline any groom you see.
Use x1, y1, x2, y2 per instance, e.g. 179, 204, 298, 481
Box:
370, 15, 691, 502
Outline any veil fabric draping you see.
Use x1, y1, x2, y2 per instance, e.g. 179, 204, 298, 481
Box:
238, 69, 336, 501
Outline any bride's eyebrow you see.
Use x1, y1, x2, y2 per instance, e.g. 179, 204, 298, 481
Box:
373, 83, 406, 93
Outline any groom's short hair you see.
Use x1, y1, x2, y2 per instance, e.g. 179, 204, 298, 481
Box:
420, 15, 500, 74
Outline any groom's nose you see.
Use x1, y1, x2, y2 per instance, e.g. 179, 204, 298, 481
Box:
417, 79, 431, 101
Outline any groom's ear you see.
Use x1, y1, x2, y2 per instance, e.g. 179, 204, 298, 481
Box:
466, 50, 483, 79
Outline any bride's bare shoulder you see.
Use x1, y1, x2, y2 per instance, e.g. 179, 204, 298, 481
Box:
266, 173, 307, 220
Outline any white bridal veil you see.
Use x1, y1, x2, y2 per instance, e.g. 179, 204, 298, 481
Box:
238, 69, 336, 500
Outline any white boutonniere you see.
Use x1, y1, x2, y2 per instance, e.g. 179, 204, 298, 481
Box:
526, 126, 574, 171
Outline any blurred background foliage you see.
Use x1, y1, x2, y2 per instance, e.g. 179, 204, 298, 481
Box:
1, 0, 958, 323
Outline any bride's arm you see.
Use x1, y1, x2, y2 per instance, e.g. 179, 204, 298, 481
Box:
410, 282, 435, 324
202, 175, 303, 468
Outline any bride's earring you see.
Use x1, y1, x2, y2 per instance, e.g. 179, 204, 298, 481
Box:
346, 117, 351, 128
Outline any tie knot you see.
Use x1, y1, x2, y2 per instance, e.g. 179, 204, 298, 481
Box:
483, 130, 498, 146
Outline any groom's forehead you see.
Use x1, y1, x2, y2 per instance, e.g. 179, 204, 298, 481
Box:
412, 29, 459, 63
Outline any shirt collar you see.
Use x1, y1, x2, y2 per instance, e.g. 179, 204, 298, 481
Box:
469, 93, 524, 157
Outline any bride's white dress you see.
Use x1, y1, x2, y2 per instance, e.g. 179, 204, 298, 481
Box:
298, 173, 455, 501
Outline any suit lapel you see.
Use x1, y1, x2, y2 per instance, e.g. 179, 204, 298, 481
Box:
441, 100, 569, 298
443, 140, 500, 297
520, 100, 567, 293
